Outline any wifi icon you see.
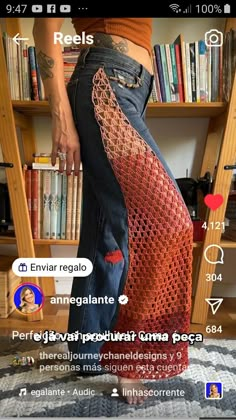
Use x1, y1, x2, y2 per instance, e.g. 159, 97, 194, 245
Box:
169, 3, 181, 12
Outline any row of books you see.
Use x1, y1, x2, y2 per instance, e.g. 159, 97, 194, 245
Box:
2, 33, 80, 100
4, 30, 236, 104
149, 34, 224, 103
24, 167, 83, 240
223, 29, 236, 102
63, 45, 80, 86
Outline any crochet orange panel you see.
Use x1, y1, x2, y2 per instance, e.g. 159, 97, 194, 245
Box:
92, 68, 193, 380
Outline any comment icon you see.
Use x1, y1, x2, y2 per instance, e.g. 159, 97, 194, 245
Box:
204, 244, 224, 265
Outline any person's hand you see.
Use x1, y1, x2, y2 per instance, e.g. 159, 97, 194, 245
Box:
51, 109, 80, 175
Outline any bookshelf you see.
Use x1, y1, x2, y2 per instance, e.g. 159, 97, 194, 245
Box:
12, 100, 227, 118
1, 236, 236, 249
1, 17, 236, 324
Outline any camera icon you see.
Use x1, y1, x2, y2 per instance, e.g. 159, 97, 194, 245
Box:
205, 29, 223, 47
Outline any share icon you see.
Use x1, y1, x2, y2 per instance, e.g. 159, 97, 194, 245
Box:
205, 298, 223, 315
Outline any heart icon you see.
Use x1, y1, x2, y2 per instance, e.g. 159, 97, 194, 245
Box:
204, 194, 224, 211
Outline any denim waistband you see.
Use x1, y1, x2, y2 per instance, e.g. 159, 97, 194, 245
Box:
77, 47, 153, 87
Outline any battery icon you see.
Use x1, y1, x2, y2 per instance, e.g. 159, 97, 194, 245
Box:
224, 4, 231, 13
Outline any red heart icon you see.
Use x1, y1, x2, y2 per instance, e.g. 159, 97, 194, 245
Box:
204, 194, 224, 210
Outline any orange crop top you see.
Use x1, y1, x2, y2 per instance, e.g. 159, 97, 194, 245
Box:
71, 18, 152, 54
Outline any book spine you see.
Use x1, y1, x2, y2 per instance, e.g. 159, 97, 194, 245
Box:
228, 29, 233, 99
25, 169, 32, 226
32, 162, 79, 170
223, 31, 229, 102
35, 48, 44, 101
195, 41, 200, 103
31, 170, 39, 239
71, 174, 78, 240
75, 170, 83, 240
2, 33, 11, 97
151, 49, 161, 102
199, 40, 207, 102
189, 42, 197, 102
219, 43, 223, 101
42, 171, 51, 239
22, 42, 30, 100
66, 174, 74, 240
17, 43, 23, 100
60, 173, 67, 240
8, 37, 15, 99
56, 173, 62, 239
154, 45, 166, 102
185, 43, 192, 102
174, 44, 184, 102
170, 43, 179, 102
211, 47, 219, 102
37, 170, 43, 239
28, 46, 39, 101
180, 40, 188, 102
160, 44, 171, 102
12, 38, 20, 100
207, 46, 212, 102
50, 171, 58, 239
165, 44, 176, 102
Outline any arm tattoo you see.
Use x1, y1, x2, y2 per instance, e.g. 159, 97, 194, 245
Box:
94, 33, 129, 54
37, 51, 55, 80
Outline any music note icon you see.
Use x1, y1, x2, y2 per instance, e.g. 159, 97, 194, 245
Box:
19, 388, 27, 397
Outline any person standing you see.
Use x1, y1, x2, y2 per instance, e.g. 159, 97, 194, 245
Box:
33, 17, 193, 405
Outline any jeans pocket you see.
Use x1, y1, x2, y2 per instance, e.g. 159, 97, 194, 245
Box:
106, 67, 142, 89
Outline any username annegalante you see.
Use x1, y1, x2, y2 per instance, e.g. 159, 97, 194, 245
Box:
50, 295, 115, 306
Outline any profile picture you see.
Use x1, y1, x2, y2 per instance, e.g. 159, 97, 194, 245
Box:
205, 382, 223, 399
14, 283, 44, 315
12, 355, 34, 367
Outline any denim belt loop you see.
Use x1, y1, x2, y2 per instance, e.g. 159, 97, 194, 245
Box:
80, 47, 91, 67
138, 65, 145, 86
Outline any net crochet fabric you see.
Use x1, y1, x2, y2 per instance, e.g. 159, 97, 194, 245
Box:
92, 68, 193, 379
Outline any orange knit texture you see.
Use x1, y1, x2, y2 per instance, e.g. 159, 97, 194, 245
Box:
92, 68, 193, 379
71, 18, 152, 54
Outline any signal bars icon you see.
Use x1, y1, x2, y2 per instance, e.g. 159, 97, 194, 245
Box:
183, 4, 192, 13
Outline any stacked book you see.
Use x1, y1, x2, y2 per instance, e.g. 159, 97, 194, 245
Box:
223, 28, 236, 102
63, 45, 80, 86
2, 33, 80, 100
4, 30, 235, 104
149, 34, 224, 103
24, 154, 83, 240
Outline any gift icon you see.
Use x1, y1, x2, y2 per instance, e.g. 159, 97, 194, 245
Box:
18, 263, 27, 272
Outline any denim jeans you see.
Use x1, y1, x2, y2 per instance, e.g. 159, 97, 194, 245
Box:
67, 47, 193, 379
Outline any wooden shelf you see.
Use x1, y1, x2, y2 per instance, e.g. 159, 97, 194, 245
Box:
12, 100, 227, 118
12, 100, 50, 116
1, 236, 236, 248
220, 239, 236, 248
146, 102, 227, 118
0, 237, 79, 245
1, 235, 201, 247
193, 239, 236, 249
